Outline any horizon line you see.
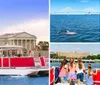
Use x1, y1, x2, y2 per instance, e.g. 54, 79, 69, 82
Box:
50, 13, 100, 15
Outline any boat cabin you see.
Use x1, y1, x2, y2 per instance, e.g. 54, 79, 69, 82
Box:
0, 45, 28, 57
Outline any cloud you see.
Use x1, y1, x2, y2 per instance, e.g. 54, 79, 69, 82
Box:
0, 19, 49, 43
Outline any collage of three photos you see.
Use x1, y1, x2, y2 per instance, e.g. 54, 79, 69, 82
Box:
0, 0, 100, 85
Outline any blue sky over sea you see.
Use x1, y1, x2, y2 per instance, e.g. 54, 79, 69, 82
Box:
0, 0, 49, 42
50, 44, 100, 54
50, 0, 100, 14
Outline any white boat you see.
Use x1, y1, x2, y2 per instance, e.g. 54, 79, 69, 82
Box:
0, 68, 48, 76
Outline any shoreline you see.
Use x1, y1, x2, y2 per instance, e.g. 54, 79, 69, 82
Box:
50, 58, 100, 63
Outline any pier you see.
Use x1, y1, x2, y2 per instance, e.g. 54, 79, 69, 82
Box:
50, 59, 95, 63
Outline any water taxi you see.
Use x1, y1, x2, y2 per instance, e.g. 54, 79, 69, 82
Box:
0, 45, 49, 76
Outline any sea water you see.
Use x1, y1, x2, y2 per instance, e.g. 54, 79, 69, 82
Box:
51, 62, 100, 68
0, 76, 48, 85
50, 15, 100, 42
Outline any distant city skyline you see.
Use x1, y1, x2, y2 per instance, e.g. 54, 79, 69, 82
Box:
0, 0, 49, 42
51, 0, 100, 14
50, 43, 100, 54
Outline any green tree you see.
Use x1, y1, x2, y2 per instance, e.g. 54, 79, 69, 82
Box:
38, 41, 49, 51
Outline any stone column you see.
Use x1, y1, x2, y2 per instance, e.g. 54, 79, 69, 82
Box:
34, 40, 36, 49
29, 40, 31, 50
21, 40, 23, 46
14, 40, 15, 45
25, 40, 27, 49
23, 40, 25, 47
10, 40, 12, 45
7, 40, 9, 45
12, 40, 14, 45
17, 40, 18, 46
9, 40, 11, 45
32, 40, 34, 50
31, 40, 33, 50
8, 40, 10, 45
12, 40, 13, 45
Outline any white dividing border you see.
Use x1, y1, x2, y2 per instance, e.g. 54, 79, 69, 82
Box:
50, 42, 100, 44
49, 0, 50, 84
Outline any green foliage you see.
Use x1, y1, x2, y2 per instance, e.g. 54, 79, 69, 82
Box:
38, 41, 49, 51
59, 56, 66, 59
50, 54, 58, 59
83, 54, 100, 59
50, 54, 66, 59
50, 53, 100, 59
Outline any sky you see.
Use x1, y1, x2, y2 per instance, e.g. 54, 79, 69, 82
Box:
50, 43, 100, 54
0, 0, 49, 43
50, 0, 100, 14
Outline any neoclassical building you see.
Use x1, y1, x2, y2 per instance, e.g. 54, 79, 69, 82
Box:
0, 32, 37, 50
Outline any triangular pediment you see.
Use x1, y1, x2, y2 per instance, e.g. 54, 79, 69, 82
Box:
13, 32, 37, 39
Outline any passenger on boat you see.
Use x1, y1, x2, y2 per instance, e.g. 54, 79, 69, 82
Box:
76, 58, 85, 85
68, 58, 76, 84
85, 64, 97, 85
38, 53, 41, 57
59, 59, 68, 83
17, 54, 22, 57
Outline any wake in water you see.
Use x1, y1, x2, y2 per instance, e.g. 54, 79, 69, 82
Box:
10, 75, 25, 78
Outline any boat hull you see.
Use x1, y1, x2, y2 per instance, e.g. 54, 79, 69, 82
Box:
0, 68, 48, 76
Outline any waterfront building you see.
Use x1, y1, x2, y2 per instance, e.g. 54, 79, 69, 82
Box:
57, 51, 89, 58
0, 32, 37, 51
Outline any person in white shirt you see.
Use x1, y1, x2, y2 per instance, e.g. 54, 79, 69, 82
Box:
76, 58, 85, 85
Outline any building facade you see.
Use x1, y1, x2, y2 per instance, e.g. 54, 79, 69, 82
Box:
57, 51, 90, 58
0, 32, 37, 51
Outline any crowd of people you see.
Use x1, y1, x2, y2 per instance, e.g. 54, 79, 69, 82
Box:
57, 58, 98, 85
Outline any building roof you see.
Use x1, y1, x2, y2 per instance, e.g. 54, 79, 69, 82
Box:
0, 32, 37, 39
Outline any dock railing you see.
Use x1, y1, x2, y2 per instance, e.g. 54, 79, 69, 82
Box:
0, 57, 49, 69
